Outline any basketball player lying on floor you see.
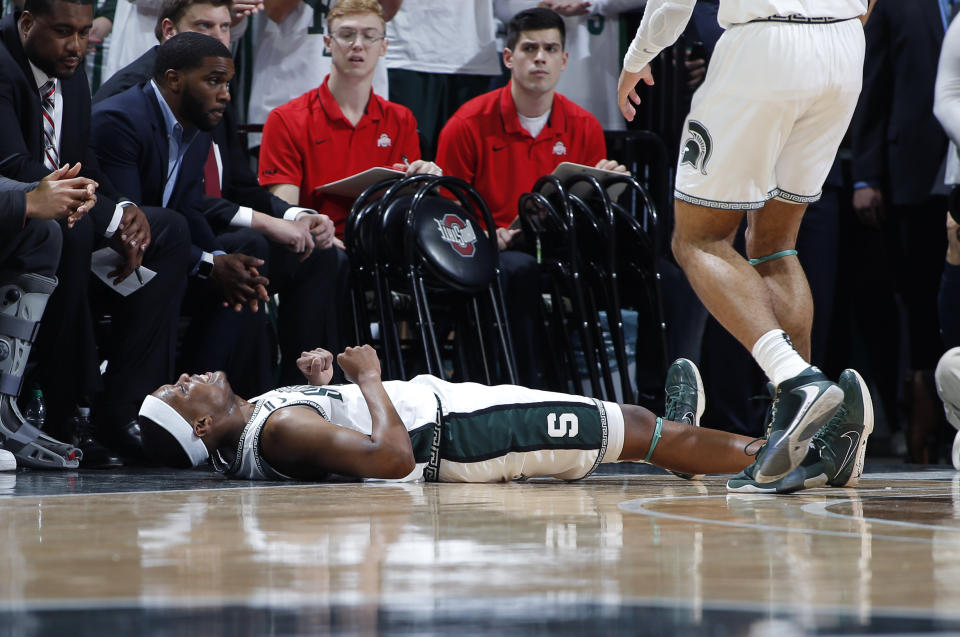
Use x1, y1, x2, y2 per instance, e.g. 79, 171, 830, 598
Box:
138, 345, 872, 493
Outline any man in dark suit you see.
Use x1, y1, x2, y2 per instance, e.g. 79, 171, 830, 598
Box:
92, 32, 349, 394
850, 0, 950, 463
93, 0, 331, 265
0, 166, 97, 470
0, 0, 194, 468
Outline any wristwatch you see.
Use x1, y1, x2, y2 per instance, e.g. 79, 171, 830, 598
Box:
197, 252, 215, 279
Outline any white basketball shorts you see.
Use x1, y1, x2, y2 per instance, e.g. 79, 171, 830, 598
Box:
408, 375, 626, 483
674, 17, 865, 210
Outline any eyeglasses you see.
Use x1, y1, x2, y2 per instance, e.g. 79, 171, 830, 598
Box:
330, 28, 384, 47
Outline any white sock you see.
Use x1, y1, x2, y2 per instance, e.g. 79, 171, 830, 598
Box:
752, 329, 810, 386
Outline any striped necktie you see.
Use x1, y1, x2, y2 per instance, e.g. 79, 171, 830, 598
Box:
39, 80, 59, 171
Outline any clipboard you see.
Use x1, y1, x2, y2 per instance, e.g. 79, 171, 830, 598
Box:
551, 162, 629, 200
314, 167, 405, 199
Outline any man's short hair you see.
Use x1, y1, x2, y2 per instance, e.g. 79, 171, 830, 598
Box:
327, 0, 384, 29
23, 0, 93, 17
152, 31, 232, 82
505, 7, 565, 51
154, 0, 233, 43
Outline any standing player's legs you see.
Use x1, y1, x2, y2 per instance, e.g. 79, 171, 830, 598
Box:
670, 19, 865, 482
671, 201, 791, 357
745, 200, 813, 360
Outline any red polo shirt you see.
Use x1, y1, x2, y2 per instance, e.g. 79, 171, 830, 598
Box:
436, 82, 606, 229
258, 76, 421, 236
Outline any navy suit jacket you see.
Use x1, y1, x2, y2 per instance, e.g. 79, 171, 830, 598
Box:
0, 170, 33, 240
94, 45, 292, 230
0, 12, 124, 236
851, 0, 948, 205
91, 83, 222, 263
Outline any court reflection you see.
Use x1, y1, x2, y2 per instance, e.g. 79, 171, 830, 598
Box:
622, 478, 960, 621
2, 473, 960, 629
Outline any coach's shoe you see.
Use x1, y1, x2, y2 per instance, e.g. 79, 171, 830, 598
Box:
0, 449, 15, 471
749, 366, 843, 483
663, 358, 705, 480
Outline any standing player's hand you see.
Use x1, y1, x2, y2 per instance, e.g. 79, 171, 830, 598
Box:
617, 65, 655, 122
297, 348, 334, 385
337, 345, 382, 385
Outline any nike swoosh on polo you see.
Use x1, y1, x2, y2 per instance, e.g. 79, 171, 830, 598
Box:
493, 145, 506, 152
839, 431, 860, 471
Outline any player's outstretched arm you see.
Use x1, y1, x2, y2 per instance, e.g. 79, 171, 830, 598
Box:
617, 0, 695, 120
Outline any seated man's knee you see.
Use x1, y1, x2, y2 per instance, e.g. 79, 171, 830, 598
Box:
30, 218, 62, 253
499, 250, 538, 282
228, 228, 270, 261
143, 207, 192, 259
17, 219, 62, 277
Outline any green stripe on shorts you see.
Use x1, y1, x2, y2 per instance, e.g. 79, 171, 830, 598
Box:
441, 401, 605, 463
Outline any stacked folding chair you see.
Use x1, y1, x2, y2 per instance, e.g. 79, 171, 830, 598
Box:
345, 175, 517, 384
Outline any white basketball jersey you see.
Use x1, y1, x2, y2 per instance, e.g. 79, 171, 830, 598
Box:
213, 380, 440, 480
718, 0, 868, 27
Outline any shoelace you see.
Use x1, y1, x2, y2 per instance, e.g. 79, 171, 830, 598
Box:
812, 404, 847, 448
740, 385, 778, 458
744, 437, 766, 458
765, 386, 782, 438
664, 386, 690, 424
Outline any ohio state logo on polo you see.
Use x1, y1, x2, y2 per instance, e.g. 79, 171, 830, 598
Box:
434, 214, 477, 257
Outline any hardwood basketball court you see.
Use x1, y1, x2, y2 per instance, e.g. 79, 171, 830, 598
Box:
1, 463, 958, 635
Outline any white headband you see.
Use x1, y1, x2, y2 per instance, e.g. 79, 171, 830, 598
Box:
138, 395, 209, 467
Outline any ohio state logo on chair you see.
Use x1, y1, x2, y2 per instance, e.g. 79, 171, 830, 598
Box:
434, 214, 477, 258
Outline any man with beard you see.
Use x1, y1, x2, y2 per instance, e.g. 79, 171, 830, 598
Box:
92, 32, 349, 397
0, 0, 193, 469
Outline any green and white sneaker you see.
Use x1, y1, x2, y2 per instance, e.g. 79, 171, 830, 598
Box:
805, 368, 874, 487
750, 366, 843, 483
726, 448, 828, 494
663, 358, 705, 480
727, 368, 873, 493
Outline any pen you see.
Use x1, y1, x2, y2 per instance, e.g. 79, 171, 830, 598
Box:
135, 268, 144, 285
401, 155, 410, 168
